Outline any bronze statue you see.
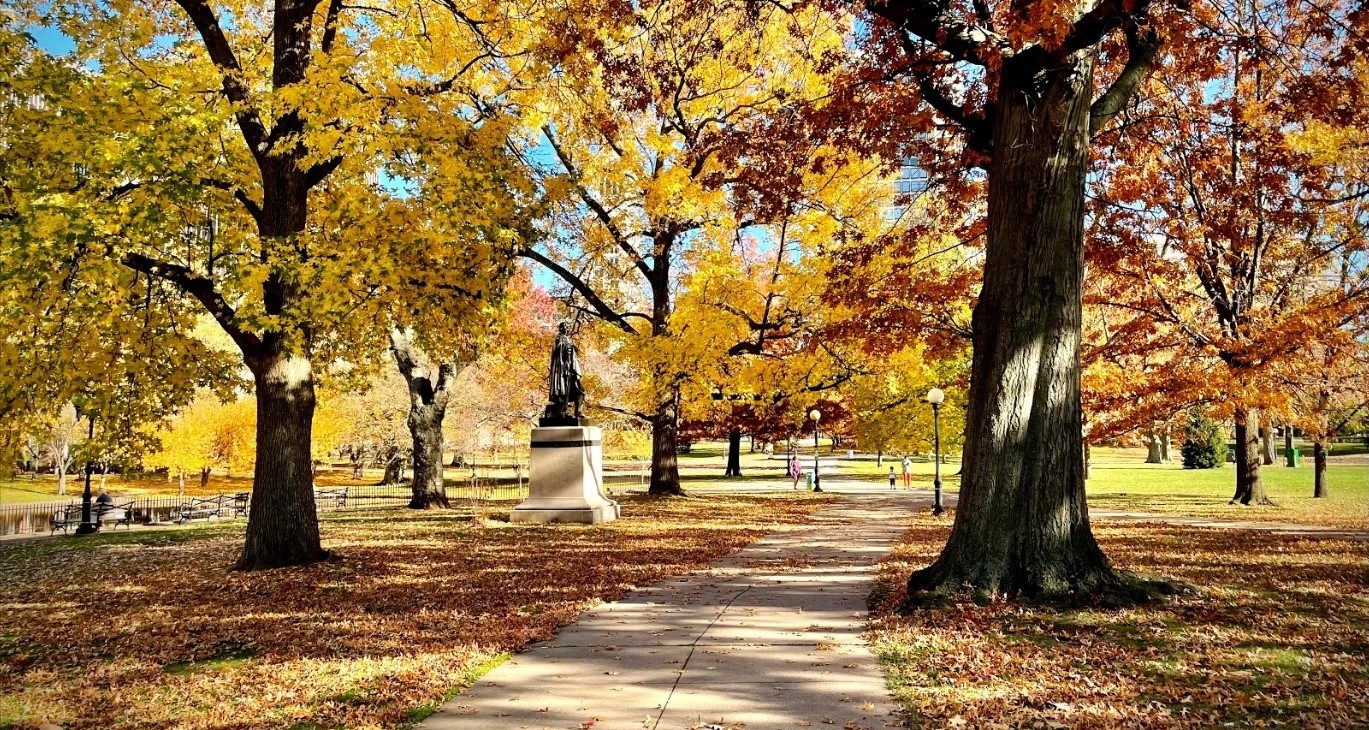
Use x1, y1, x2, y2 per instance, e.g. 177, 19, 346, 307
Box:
542, 322, 586, 425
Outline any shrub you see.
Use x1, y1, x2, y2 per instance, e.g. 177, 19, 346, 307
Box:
1181, 415, 1228, 469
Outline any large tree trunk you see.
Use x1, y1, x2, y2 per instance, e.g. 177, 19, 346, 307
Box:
903, 49, 1156, 606
1145, 431, 1164, 463
1313, 440, 1329, 498
1231, 407, 1270, 505
649, 393, 684, 495
237, 353, 327, 571
1160, 432, 1171, 463
407, 403, 448, 508
1259, 425, 1276, 465
380, 456, 404, 485
391, 331, 458, 510
391, 331, 452, 509
724, 428, 743, 477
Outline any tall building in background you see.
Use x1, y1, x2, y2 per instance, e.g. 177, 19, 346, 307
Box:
889, 157, 929, 219
896, 157, 929, 199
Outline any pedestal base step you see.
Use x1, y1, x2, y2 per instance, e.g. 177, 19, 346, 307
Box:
510, 503, 620, 524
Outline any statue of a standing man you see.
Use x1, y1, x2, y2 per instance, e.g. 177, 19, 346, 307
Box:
543, 322, 585, 424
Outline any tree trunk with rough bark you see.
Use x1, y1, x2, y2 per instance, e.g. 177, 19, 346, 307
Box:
407, 403, 447, 508
1313, 440, 1329, 498
649, 393, 684, 495
1160, 433, 1171, 463
200, 467, 211, 488
237, 352, 327, 571
1145, 432, 1164, 463
903, 49, 1163, 605
391, 330, 460, 510
380, 455, 404, 485
1260, 425, 1276, 465
1231, 408, 1270, 505
724, 428, 743, 477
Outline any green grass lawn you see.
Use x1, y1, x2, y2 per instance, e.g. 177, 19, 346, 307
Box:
1085, 458, 1369, 529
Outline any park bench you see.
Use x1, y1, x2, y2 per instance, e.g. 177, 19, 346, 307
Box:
49, 504, 81, 535
95, 501, 134, 530
231, 492, 250, 518
175, 496, 231, 522
314, 487, 348, 510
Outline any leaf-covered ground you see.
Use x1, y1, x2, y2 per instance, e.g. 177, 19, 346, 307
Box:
870, 515, 1369, 729
0, 494, 828, 729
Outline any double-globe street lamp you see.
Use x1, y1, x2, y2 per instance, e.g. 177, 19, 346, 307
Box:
926, 387, 945, 516
809, 409, 822, 493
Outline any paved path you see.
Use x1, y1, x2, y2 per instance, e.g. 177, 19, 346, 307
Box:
422, 492, 912, 730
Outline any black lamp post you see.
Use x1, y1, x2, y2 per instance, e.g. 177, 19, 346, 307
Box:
809, 409, 822, 492
74, 411, 98, 536
927, 387, 945, 516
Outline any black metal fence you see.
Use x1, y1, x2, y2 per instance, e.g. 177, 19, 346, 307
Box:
0, 479, 536, 538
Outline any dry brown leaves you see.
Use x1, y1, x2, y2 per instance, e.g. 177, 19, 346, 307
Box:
0, 493, 828, 729
870, 515, 1369, 729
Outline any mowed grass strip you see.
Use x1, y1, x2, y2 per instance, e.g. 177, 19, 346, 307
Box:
1084, 455, 1369, 530
871, 514, 1369, 729
0, 493, 829, 729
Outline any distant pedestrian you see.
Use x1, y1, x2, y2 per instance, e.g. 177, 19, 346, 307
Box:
788, 452, 801, 490
901, 456, 912, 488
888, 466, 896, 490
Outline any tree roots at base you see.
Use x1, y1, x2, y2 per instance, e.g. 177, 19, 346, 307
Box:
898, 565, 1192, 612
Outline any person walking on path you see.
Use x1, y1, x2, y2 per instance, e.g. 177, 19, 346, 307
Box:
888, 466, 897, 490
901, 456, 912, 488
788, 451, 801, 489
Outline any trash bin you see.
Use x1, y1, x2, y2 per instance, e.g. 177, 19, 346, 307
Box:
805, 470, 815, 490
1285, 447, 1301, 467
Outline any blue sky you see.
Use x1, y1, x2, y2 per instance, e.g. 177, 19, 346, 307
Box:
31, 24, 74, 55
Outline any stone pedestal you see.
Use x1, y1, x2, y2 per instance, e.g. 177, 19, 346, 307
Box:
511, 426, 619, 524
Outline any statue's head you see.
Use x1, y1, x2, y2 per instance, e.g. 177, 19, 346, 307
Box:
558, 322, 570, 335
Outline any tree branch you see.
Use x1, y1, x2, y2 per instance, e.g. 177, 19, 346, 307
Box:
866, 0, 1008, 67
171, 0, 268, 158
1090, 24, 1163, 138
518, 247, 639, 335
200, 178, 263, 226
541, 125, 654, 281
121, 251, 262, 356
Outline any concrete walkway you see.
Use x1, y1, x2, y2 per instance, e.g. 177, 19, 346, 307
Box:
422, 492, 912, 730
